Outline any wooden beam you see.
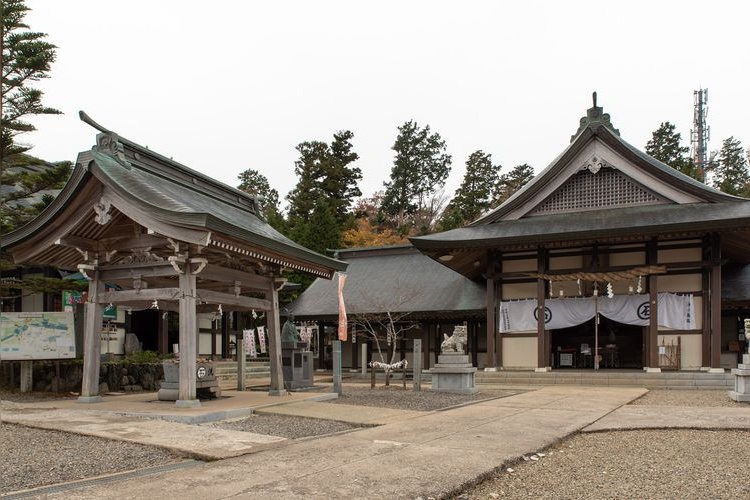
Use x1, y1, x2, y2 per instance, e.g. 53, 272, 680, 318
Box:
100, 288, 181, 303
99, 261, 178, 280
201, 264, 271, 291
100, 234, 171, 251
196, 290, 271, 311
55, 235, 99, 252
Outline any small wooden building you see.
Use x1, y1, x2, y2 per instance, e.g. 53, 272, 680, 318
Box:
287, 245, 486, 369
411, 97, 750, 372
2, 112, 347, 405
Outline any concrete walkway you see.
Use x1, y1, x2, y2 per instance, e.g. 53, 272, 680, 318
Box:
5, 386, 651, 499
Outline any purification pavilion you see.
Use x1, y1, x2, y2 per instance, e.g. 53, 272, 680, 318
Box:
2, 112, 346, 406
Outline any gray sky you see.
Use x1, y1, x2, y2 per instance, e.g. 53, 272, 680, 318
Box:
23, 0, 749, 207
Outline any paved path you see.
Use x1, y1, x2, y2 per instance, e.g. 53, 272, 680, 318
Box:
583, 405, 750, 432
15, 386, 647, 499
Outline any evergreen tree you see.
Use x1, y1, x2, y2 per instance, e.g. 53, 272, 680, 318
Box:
236, 168, 285, 231
1, 0, 61, 158
496, 163, 534, 204
381, 120, 451, 230
441, 150, 500, 229
645, 122, 699, 180
285, 131, 361, 257
323, 130, 362, 225
712, 137, 750, 197
1, 0, 68, 233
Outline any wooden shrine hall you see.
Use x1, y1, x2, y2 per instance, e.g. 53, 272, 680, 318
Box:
412, 95, 750, 373
3, 112, 347, 407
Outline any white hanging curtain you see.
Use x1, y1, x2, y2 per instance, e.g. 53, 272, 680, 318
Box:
499, 293, 695, 333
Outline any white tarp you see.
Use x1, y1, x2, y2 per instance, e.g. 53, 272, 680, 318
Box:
499, 293, 694, 333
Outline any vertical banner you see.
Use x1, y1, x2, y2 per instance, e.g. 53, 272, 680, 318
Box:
337, 273, 348, 341
257, 326, 267, 354
244, 329, 257, 358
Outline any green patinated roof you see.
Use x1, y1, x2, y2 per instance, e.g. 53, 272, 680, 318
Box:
286, 245, 485, 319
4, 113, 347, 277
470, 100, 739, 226
412, 202, 750, 250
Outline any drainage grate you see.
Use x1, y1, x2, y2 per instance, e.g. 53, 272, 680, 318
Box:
3, 460, 203, 499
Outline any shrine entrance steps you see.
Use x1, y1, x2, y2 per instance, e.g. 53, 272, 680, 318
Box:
475, 369, 733, 390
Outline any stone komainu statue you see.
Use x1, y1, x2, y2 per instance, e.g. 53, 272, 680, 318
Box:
441, 325, 468, 354
281, 314, 300, 343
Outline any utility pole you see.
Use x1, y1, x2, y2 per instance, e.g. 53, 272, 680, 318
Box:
691, 88, 710, 183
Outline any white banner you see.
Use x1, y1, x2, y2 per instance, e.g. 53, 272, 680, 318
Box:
257, 326, 267, 354
243, 328, 257, 358
499, 293, 695, 333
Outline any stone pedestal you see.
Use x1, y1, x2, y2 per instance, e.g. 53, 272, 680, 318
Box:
729, 353, 750, 402
158, 362, 221, 401
282, 341, 314, 391
430, 353, 478, 394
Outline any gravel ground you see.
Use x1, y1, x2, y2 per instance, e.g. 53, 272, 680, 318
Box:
324, 384, 519, 411
0, 422, 180, 495
1, 387, 746, 498
206, 413, 361, 439
457, 390, 750, 500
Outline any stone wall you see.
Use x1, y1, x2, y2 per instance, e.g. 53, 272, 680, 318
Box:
0, 361, 164, 393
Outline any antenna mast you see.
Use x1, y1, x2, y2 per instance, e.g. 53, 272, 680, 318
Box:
690, 88, 710, 182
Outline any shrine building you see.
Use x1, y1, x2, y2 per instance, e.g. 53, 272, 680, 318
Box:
410, 96, 750, 372
2, 112, 347, 405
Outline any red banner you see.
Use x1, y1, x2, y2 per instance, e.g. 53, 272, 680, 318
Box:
337, 273, 347, 341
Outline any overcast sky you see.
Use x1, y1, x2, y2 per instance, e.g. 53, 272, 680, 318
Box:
22, 0, 749, 207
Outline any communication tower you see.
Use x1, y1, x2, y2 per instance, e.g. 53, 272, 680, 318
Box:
690, 88, 710, 182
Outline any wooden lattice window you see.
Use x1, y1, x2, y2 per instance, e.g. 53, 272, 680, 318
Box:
531, 168, 662, 215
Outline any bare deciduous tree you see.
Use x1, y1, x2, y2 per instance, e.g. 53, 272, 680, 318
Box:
349, 283, 421, 385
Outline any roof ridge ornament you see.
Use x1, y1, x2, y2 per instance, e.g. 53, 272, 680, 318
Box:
570, 91, 620, 142
79, 111, 131, 169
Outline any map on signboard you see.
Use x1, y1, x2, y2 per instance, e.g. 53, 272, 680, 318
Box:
0, 312, 76, 360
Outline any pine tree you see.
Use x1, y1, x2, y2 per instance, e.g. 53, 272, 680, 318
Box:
645, 122, 699, 180
1, 0, 68, 233
381, 120, 451, 231
496, 163, 534, 204
713, 137, 750, 197
1, 0, 61, 158
236, 168, 285, 231
441, 150, 500, 229
285, 131, 361, 257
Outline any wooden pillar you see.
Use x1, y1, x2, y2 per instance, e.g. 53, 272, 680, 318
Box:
423, 326, 430, 370
647, 239, 659, 370
496, 256, 503, 369
177, 260, 199, 407
79, 268, 104, 403
701, 236, 711, 367
158, 311, 168, 355
537, 248, 548, 370
352, 331, 358, 370
266, 277, 285, 395
317, 321, 326, 369
485, 250, 497, 369
471, 321, 478, 367
221, 311, 230, 359
710, 234, 722, 369
486, 276, 496, 368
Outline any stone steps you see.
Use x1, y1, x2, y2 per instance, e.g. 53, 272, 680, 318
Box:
474, 369, 734, 389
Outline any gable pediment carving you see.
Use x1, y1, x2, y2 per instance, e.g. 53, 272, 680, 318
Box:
529, 157, 667, 216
